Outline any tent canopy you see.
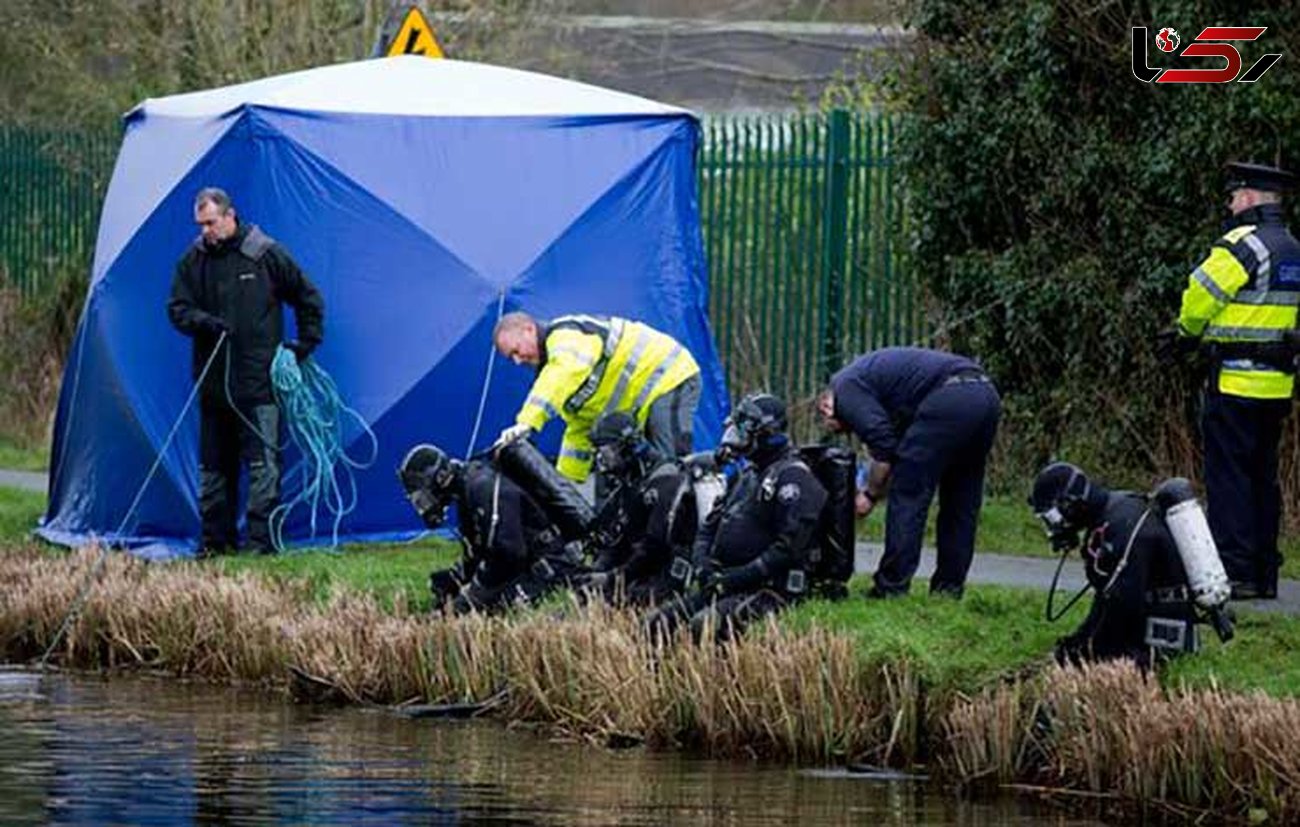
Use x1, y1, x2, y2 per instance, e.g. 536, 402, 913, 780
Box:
40, 56, 727, 558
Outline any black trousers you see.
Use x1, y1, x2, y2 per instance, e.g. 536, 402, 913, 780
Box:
199, 401, 279, 552
589, 569, 680, 608
450, 555, 581, 615
1202, 390, 1290, 590
877, 380, 1001, 596
645, 588, 791, 643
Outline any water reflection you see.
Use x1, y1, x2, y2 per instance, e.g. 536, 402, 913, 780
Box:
0, 672, 1104, 825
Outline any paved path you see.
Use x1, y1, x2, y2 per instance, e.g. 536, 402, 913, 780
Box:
0, 470, 45, 493
2, 468, 1294, 615
855, 542, 1300, 616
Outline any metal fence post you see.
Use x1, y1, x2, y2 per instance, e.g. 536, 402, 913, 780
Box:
820, 109, 850, 383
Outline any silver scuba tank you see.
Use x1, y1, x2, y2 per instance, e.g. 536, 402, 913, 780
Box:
681, 451, 726, 529
1153, 478, 1231, 611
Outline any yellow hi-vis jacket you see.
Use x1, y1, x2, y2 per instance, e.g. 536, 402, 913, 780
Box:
1178, 207, 1300, 399
515, 315, 700, 481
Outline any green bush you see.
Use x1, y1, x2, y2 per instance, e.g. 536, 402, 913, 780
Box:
893, 0, 1300, 499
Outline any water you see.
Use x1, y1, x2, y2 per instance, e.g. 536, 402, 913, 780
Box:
0, 671, 1104, 825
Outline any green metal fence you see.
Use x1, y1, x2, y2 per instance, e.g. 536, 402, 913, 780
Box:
0, 125, 119, 296
698, 110, 916, 413
0, 114, 914, 408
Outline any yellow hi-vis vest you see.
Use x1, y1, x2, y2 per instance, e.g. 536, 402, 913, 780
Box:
1178, 220, 1300, 399
515, 315, 700, 481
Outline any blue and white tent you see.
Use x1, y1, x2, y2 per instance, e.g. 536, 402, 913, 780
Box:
39, 56, 726, 558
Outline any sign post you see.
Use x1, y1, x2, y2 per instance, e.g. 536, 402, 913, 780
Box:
375, 5, 445, 59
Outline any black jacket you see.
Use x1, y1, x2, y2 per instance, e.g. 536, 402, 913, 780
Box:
829, 347, 982, 462
1059, 491, 1193, 666
168, 222, 324, 406
692, 444, 827, 590
590, 459, 695, 580
457, 461, 566, 588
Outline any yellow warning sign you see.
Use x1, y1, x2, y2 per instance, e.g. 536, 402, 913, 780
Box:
384, 6, 444, 59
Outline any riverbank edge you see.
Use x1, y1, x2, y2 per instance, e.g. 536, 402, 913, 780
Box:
2, 545, 1296, 823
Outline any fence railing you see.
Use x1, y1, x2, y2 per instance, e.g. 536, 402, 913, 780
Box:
698, 110, 916, 414
0, 114, 915, 410
0, 125, 119, 296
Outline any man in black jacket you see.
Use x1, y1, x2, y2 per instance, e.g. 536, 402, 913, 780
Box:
399, 443, 581, 614
818, 347, 1001, 598
647, 393, 826, 642
167, 188, 324, 555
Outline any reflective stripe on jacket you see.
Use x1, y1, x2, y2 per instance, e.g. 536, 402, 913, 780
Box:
1178, 206, 1300, 399
516, 315, 699, 481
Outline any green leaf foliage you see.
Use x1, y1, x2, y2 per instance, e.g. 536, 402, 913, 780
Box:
894, 0, 1300, 491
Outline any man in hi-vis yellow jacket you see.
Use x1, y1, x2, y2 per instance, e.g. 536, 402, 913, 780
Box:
1162, 161, 1300, 600
493, 312, 700, 483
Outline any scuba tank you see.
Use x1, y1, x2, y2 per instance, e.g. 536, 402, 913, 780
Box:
681, 451, 726, 529
494, 439, 595, 541
1151, 478, 1234, 642
799, 444, 856, 585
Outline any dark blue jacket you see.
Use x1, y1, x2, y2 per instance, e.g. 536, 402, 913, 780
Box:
829, 348, 982, 462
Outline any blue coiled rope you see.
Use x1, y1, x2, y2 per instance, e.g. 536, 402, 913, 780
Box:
267, 346, 378, 553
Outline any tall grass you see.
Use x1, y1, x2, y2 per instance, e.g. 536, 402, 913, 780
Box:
0, 547, 907, 762
3, 545, 1300, 819
943, 662, 1300, 820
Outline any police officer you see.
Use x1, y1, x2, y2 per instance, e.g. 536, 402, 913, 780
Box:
1159, 162, 1300, 600
818, 347, 1001, 598
398, 444, 580, 614
582, 411, 697, 605
1029, 462, 1234, 669
647, 393, 827, 642
167, 187, 324, 556
492, 312, 701, 484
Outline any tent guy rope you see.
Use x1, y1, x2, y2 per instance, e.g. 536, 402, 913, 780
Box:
38, 331, 229, 669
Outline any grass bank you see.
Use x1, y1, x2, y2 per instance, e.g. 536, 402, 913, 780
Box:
0, 437, 47, 472
0, 486, 44, 541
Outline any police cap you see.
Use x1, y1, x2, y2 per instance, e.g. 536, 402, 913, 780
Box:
1224, 161, 1297, 194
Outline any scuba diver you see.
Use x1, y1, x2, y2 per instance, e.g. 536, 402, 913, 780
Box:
647, 393, 827, 642
1029, 462, 1235, 669
580, 411, 698, 606
398, 442, 584, 614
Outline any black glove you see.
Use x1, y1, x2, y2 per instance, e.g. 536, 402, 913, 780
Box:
691, 557, 719, 590
429, 569, 463, 604
199, 315, 229, 337
705, 563, 763, 597
1154, 328, 1198, 363
284, 339, 314, 364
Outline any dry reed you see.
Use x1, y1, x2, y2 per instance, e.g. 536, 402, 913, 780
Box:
4, 547, 1300, 820
942, 661, 1300, 821
0, 547, 906, 763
